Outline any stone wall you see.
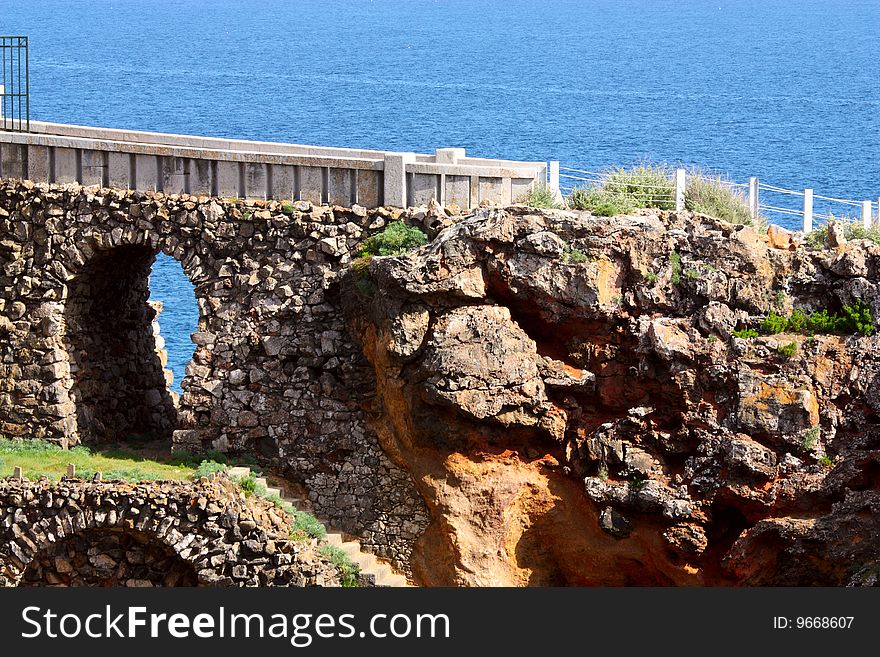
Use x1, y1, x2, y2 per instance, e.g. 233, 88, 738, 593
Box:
0, 180, 432, 574
0, 476, 343, 587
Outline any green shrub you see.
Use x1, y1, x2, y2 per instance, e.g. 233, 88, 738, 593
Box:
281, 202, 296, 215
777, 341, 798, 359
732, 328, 759, 339
819, 455, 833, 468
319, 545, 360, 587
803, 425, 820, 451
517, 184, 561, 209
670, 251, 682, 285
684, 173, 760, 228
759, 302, 875, 337
603, 164, 675, 210
193, 460, 227, 479
760, 312, 789, 335
237, 473, 257, 496
290, 511, 328, 543
841, 300, 876, 336
684, 268, 701, 281
358, 222, 427, 257
568, 187, 637, 216
644, 271, 658, 285
561, 248, 588, 264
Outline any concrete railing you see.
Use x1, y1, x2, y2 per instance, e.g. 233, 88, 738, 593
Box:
0, 121, 547, 209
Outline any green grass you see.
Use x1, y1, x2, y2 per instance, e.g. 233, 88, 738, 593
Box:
560, 247, 589, 264
670, 251, 683, 285
777, 341, 798, 359
806, 217, 880, 249
358, 221, 427, 257
0, 438, 196, 482
566, 164, 760, 227
684, 172, 762, 229
803, 426, 820, 451
568, 187, 638, 216
603, 164, 676, 210
517, 184, 561, 209
319, 544, 360, 587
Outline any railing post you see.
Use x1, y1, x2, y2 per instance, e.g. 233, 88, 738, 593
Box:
549, 161, 560, 198
674, 168, 686, 211
803, 188, 813, 233
862, 200, 873, 228
748, 177, 759, 219
383, 152, 415, 208
435, 148, 465, 164
0, 84, 4, 122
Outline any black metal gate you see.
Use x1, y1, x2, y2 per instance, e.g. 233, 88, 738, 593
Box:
1, 36, 29, 132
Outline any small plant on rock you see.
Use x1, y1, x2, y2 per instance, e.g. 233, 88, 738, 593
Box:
669, 251, 682, 285
644, 271, 658, 286
732, 328, 759, 339
777, 341, 798, 359
358, 221, 427, 257
802, 425, 820, 451
561, 247, 589, 264
819, 455, 833, 468
517, 184, 561, 209
281, 201, 296, 215
319, 545, 360, 587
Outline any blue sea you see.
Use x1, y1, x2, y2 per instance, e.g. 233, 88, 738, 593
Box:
3, 0, 879, 391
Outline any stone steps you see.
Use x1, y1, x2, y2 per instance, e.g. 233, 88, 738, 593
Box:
227, 466, 410, 587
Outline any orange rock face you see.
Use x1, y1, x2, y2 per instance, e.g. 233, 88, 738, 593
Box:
347, 207, 880, 586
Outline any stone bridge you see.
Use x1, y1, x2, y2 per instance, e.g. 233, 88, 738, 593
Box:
0, 179, 430, 573
0, 475, 341, 587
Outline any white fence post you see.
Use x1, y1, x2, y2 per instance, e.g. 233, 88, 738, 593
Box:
674, 168, 686, 211
862, 200, 873, 228
548, 161, 560, 200
748, 177, 759, 219
0, 84, 4, 121
383, 152, 415, 208
803, 188, 813, 233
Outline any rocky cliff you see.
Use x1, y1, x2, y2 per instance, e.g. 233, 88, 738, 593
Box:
345, 205, 880, 586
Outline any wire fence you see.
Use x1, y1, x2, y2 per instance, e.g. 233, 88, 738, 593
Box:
551, 163, 879, 233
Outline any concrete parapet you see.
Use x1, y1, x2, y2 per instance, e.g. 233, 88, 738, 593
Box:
0, 121, 547, 209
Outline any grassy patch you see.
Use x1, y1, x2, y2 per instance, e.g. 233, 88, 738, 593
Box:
319, 545, 360, 587
777, 341, 798, 359
568, 187, 638, 216
290, 510, 328, 543
0, 439, 197, 482
684, 172, 761, 228
517, 184, 561, 209
802, 425, 820, 451
560, 247, 589, 264
603, 164, 676, 210
732, 328, 759, 339
358, 221, 427, 257
806, 218, 880, 249
670, 251, 682, 285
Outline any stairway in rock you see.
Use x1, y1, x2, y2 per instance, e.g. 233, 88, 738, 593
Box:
226, 466, 411, 587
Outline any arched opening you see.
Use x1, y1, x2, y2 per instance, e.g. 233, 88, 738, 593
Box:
147, 253, 199, 398
65, 245, 178, 443
19, 528, 198, 587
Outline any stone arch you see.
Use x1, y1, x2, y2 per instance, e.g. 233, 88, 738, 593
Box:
19, 527, 199, 587
58, 225, 208, 445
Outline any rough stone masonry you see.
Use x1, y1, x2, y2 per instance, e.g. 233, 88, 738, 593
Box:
0, 180, 431, 574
